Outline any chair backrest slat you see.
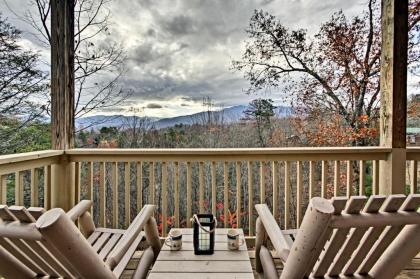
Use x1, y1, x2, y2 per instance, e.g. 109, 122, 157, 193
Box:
370, 218, 420, 279
327, 195, 386, 276
0, 245, 37, 279
27, 207, 45, 220
358, 194, 420, 274
8, 238, 53, 276
8, 206, 36, 223
25, 240, 74, 278
343, 194, 406, 275
312, 196, 367, 277
40, 239, 81, 277
0, 205, 18, 221
0, 237, 45, 275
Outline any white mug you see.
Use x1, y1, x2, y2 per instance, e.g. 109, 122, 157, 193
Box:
227, 229, 245, 250
165, 229, 182, 251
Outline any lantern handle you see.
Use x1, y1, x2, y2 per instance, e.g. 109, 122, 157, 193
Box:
191, 214, 217, 233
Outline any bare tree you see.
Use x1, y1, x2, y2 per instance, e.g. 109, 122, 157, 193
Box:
11, 0, 131, 121
121, 107, 154, 148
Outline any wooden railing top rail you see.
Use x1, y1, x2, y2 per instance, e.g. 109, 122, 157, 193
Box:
66, 147, 391, 162
0, 150, 64, 165
0, 150, 63, 175
66, 147, 390, 155
407, 147, 420, 160
0, 147, 392, 166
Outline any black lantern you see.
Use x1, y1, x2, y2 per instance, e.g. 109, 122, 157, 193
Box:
191, 214, 216, 255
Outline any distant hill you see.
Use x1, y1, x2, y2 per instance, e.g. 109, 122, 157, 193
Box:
75, 105, 292, 130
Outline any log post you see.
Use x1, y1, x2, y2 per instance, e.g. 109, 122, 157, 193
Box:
50, 0, 75, 210
280, 198, 334, 279
379, 0, 408, 194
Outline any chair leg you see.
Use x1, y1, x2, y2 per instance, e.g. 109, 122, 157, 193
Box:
133, 247, 154, 279
145, 217, 161, 262
260, 245, 279, 279
256, 217, 268, 273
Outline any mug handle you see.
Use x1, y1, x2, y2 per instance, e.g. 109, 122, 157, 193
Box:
164, 237, 173, 247
239, 238, 245, 246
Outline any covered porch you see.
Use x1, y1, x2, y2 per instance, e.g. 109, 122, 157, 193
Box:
0, 0, 418, 278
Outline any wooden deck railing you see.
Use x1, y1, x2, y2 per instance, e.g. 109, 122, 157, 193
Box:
407, 147, 420, 194
3, 147, 417, 237
0, 150, 63, 208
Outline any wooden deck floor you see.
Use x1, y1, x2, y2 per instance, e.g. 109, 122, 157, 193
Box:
121, 249, 420, 279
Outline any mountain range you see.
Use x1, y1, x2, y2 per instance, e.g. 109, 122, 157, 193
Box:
75, 105, 292, 130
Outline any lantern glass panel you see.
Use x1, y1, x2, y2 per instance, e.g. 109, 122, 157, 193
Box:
192, 214, 215, 255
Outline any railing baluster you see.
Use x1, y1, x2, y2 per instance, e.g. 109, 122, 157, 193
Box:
272, 161, 279, 221
236, 161, 241, 228
372, 160, 379, 195
136, 162, 142, 210
31, 168, 39, 207
296, 161, 303, 227
149, 162, 155, 205
186, 162, 192, 227
359, 160, 366, 195
284, 161, 291, 229
112, 162, 118, 228
162, 162, 168, 236
1, 175, 7, 204
309, 161, 315, 200
199, 162, 204, 213
124, 162, 130, 227
248, 161, 254, 236
174, 162, 180, 228
223, 162, 229, 228
411, 160, 418, 194
334, 161, 340, 197
99, 162, 106, 227
346, 160, 353, 198
15, 171, 23, 205
74, 163, 81, 204
211, 161, 216, 218
260, 161, 265, 203
44, 165, 51, 209
321, 161, 327, 198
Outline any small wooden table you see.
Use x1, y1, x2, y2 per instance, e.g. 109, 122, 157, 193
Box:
149, 228, 253, 279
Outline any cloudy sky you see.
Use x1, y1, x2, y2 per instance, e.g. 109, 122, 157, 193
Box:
1, 0, 369, 118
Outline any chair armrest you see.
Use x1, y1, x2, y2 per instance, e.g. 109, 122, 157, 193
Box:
106, 205, 156, 269
66, 200, 93, 222
255, 204, 291, 262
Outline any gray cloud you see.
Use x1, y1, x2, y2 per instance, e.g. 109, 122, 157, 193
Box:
0, 0, 367, 117
161, 15, 197, 36
146, 103, 163, 109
